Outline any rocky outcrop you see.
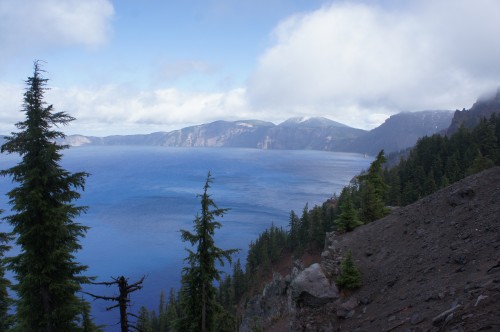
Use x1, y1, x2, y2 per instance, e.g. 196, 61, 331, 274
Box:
239, 233, 350, 331
290, 263, 339, 307
447, 88, 500, 135
239, 271, 297, 332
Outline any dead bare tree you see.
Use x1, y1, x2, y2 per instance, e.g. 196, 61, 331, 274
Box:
83, 275, 145, 332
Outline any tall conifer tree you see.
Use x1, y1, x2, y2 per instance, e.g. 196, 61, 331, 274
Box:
178, 172, 238, 332
0, 61, 90, 331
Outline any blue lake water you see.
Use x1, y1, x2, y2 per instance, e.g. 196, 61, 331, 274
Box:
0, 146, 371, 329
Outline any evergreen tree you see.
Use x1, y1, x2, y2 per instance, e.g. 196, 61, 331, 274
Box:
136, 306, 153, 332
287, 210, 300, 253
80, 298, 103, 332
165, 288, 179, 331
178, 172, 239, 332
334, 187, 362, 232
298, 203, 310, 250
466, 150, 495, 175
158, 290, 167, 332
309, 205, 325, 249
0, 61, 90, 331
476, 117, 499, 163
0, 211, 13, 332
359, 150, 389, 222
335, 251, 362, 290
232, 258, 246, 304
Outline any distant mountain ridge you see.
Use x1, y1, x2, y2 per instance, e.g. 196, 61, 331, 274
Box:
334, 110, 454, 155
61, 112, 454, 155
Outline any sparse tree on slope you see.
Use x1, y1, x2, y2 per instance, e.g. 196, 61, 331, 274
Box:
0, 61, 90, 331
336, 251, 362, 291
178, 172, 239, 332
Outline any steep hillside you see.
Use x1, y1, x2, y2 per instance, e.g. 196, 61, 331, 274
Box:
447, 88, 500, 135
241, 167, 500, 331
334, 111, 454, 155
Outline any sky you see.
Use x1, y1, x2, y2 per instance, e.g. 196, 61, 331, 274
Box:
1, 0, 500, 136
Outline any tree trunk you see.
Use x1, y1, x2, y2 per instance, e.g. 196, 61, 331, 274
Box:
118, 277, 128, 332
201, 282, 206, 332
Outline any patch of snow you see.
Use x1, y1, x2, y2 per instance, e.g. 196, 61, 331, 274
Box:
237, 122, 254, 128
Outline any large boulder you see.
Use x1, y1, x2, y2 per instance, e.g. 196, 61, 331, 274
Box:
290, 263, 339, 307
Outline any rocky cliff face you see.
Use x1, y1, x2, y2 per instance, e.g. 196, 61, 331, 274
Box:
447, 88, 500, 135
240, 167, 500, 331
61, 111, 451, 154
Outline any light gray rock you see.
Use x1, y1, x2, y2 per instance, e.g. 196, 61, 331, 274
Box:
291, 263, 339, 307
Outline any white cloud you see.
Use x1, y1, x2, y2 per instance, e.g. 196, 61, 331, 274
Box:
30, 85, 251, 136
247, 0, 500, 129
0, 0, 114, 57
3, 0, 500, 135
0, 83, 24, 133
0, 80, 252, 136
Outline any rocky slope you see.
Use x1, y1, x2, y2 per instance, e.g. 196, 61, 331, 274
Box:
240, 167, 500, 331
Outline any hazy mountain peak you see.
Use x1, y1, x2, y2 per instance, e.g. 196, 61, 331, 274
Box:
279, 116, 347, 128
235, 120, 275, 127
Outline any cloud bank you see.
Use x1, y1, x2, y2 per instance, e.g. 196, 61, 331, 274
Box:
1, 0, 500, 135
40, 86, 249, 135
0, 0, 114, 57
247, 0, 500, 128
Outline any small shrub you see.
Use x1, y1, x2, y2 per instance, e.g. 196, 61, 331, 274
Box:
336, 251, 362, 290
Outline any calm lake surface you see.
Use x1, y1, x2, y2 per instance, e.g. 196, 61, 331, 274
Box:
0, 146, 372, 328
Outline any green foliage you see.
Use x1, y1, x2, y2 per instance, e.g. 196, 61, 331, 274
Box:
334, 186, 362, 232
80, 298, 104, 332
287, 210, 300, 253
165, 288, 179, 331
245, 224, 288, 286
232, 259, 246, 304
0, 61, 90, 331
309, 207, 325, 249
178, 172, 239, 332
336, 251, 362, 290
359, 150, 390, 222
136, 306, 153, 332
0, 213, 13, 332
